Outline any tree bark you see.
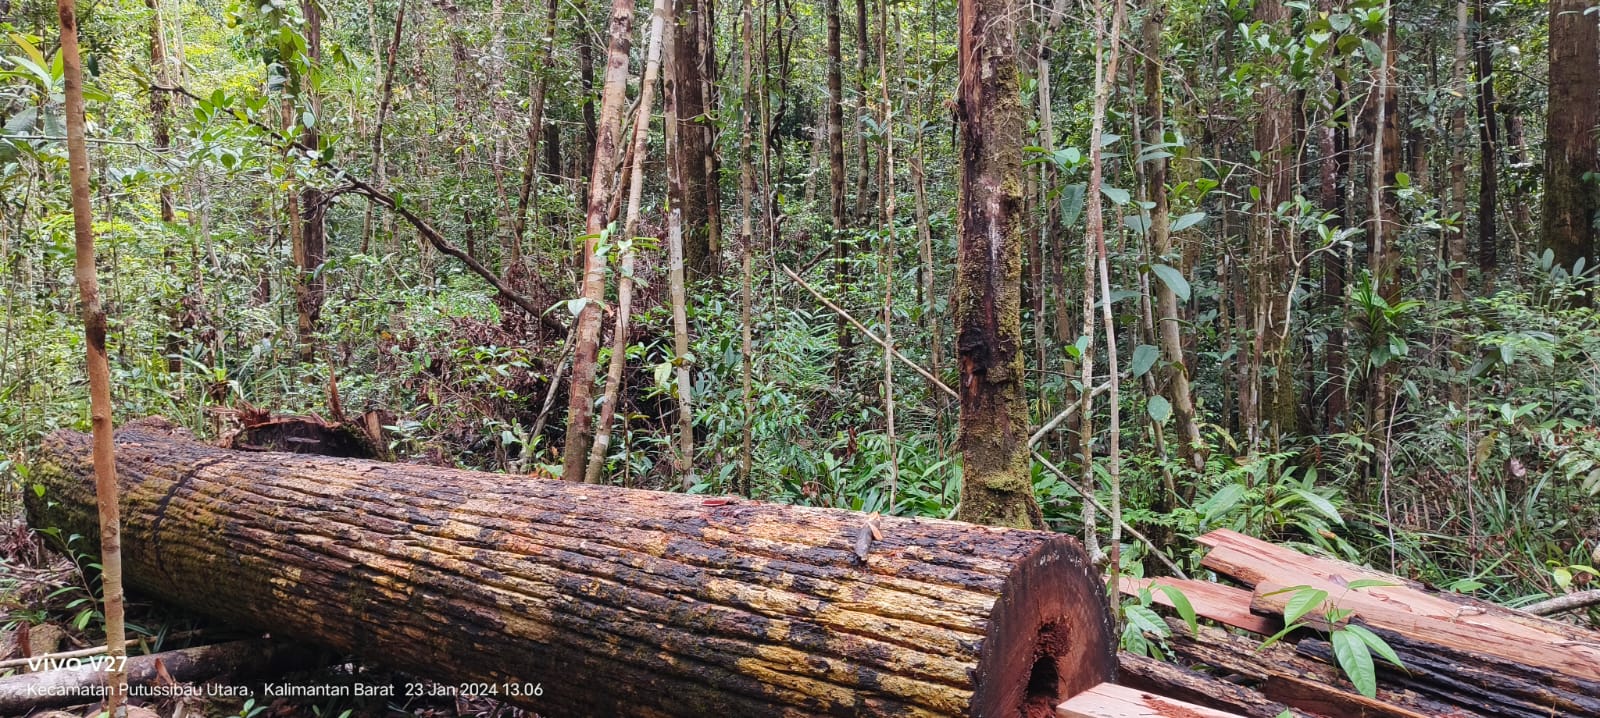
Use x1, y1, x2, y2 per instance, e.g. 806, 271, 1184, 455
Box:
1247, 0, 1295, 450
1140, 0, 1202, 474
513, 0, 561, 256
952, 0, 1044, 530
293, 0, 326, 363
1447, 0, 1469, 302
584, 0, 668, 485
57, 0, 129, 706
561, 0, 636, 482
1540, 0, 1599, 287
667, 0, 719, 276
29, 424, 1116, 718
1474, 0, 1499, 275
826, 0, 851, 380
668, 207, 696, 488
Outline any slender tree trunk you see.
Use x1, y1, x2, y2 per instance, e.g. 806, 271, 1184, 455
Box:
910, 141, 942, 389
1474, 0, 1499, 275
826, 0, 850, 379
1094, 0, 1127, 574
1448, 0, 1469, 303
952, 0, 1044, 530
513, 0, 559, 253
876, 0, 898, 510
1369, 10, 1401, 469
851, 0, 871, 223
149, 0, 183, 373
58, 0, 129, 706
668, 207, 696, 488
366, 0, 405, 256
1140, 0, 1202, 474
487, 0, 516, 269
293, 0, 325, 363
585, 0, 667, 485
734, 0, 758, 496
561, 0, 637, 482
1541, 0, 1599, 287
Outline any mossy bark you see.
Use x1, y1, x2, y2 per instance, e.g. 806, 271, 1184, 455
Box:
952, 0, 1042, 531
29, 424, 1116, 717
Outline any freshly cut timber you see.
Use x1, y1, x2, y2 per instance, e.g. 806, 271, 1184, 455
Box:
26, 421, 1115, 718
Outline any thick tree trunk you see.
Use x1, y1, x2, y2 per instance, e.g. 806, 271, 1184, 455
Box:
562, 0, 636, 482
57, 0, 129, 706
29, 424, 1116, 718
1541, 0, 1599, 286
668, 0, 720, 276
952, 0, 1044, 530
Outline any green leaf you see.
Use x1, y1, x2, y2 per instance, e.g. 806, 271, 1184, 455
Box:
1130, 344, 1160, 377
1282, 587, 1329, 626
1150, 263, 1191, 302
1147, 395, 1172, 423
1154, 584, 1199, 636
1343, 578, 1396, 590
1101, 185, 1131, 205
1060, 184, 1086, 227
1124, 604, 1169, 636
1394, 171, 1410, 188
1331, 628, 1378, 697
1198, 483, 1246, 523
1344, 624, 1405, 670
1288, 488, 1345, 526
1170, 211, 1206, 233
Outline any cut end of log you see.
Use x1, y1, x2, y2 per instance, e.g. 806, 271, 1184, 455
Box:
972, 537, 1117, 718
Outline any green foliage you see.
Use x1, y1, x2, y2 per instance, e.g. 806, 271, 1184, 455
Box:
1259, 582, 1405, 698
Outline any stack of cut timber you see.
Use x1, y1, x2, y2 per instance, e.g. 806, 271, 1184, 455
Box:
1117, 529, 1600, 718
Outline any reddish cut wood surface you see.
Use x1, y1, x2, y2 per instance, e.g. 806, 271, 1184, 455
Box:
1118, 576, 1279, 635
1057, 682, 1245, 718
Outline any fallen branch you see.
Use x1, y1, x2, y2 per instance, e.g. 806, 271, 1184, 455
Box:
1520, 589, 1600, 618
782, 265, 956, 399
0, 644, 105, 671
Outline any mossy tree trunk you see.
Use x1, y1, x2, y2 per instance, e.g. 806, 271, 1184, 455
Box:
952, 0, 1043, 530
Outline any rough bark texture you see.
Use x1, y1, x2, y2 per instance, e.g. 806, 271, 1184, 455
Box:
561, 0, 636, 482
668, 0, 720, 276
29, 424, 1117, 718
293, 0, 326, 362
1473, 0, 1499, 274
1540, 0, 1599, 284
952, 0, 1042, 530
1247, 0, 1296, 449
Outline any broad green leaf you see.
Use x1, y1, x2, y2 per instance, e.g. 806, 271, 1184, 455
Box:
1060, 184, 1086, 227
1150, 263, 1191, 302
1283, 587, 1329, 626
1154, 584, 1199, 635
1130, 344, 1160, 377
1199, 483, 1246, 522
1147, 395, 1172, 423
1101, 185, 1131, 205
1289, 488, 1345, 526
1331, 629, 1378, 697
1171, 211, 1206, 232
1344, 624, 1405, 670
1124, 604, 1168, 636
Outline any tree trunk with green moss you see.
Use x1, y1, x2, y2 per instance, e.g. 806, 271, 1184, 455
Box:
952, 0, 1042, 530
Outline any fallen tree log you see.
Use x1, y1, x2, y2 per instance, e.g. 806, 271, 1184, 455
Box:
26, 422, 1115, 717
0, 639, 319, 714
